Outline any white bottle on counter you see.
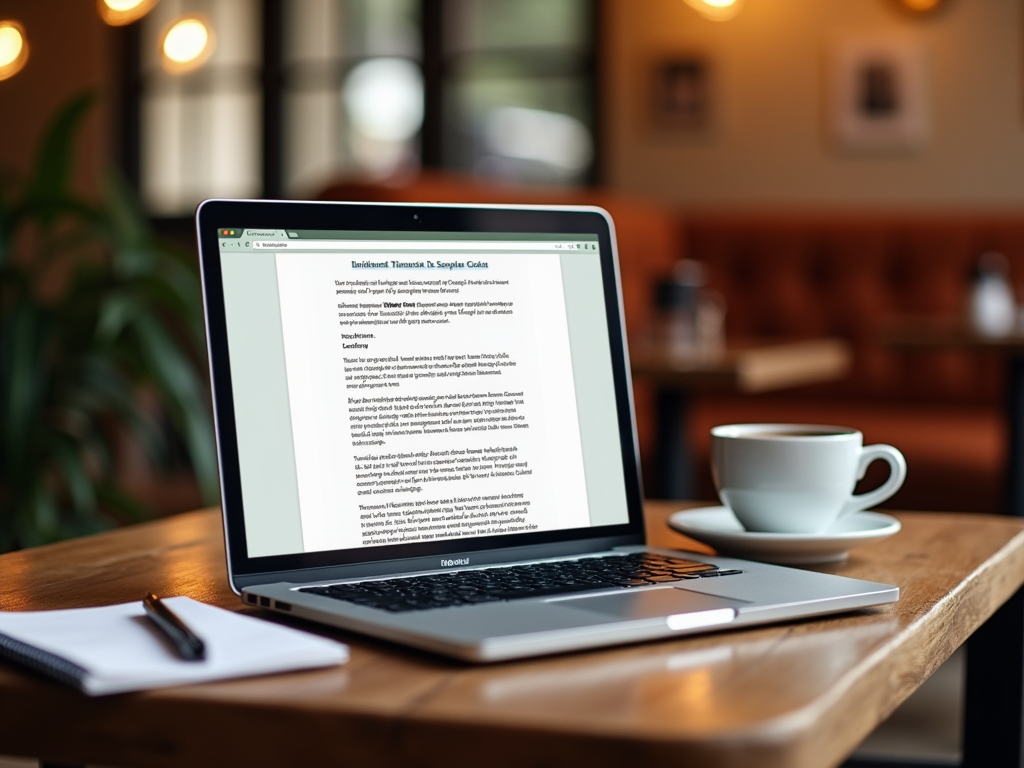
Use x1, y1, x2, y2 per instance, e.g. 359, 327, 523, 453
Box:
970, 251, 1016, 337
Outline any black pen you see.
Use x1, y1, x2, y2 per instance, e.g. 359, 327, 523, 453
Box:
142, 592, 206, 661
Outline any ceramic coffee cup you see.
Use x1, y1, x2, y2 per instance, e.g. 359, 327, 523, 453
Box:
710, 424, 907, 534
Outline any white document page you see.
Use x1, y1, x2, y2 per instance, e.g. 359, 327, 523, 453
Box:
0, 597, 348, 695
275, 244, 590, 553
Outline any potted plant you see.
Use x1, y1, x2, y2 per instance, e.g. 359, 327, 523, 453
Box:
0, 92, 217, 551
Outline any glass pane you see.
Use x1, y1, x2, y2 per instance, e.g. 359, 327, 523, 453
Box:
446, 0, 590, 53
442, 0, 594, 186
446, 74, 592, 184
285, 89, 344, 197
139, 0, 261, 215
283, 0, 423, 196
284, 0, 420, 66
285, 0, 343, 65
344, 0, 421, 59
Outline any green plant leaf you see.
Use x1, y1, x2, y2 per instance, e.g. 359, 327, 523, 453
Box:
96, 291, 142, 343
49, 432, 98, 517
97, 483, 153, 524
101, 170, 149, 250
0, 90, 217, 552
27, 91, 97, 206
1, 298, 49, 478
131, 314, 218, 501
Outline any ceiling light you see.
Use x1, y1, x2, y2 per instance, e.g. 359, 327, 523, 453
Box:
98, 0, 159, 26
161, 16, 215, 75
0, 21, 28, 82
682, 0, 744, 22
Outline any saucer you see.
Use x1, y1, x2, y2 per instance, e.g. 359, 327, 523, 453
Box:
667, 507, 901, 564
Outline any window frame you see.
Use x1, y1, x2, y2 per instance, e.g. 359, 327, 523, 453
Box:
114, 0, 603, 238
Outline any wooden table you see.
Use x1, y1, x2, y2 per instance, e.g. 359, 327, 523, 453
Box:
2, 502, 1024, 768
881, 318, 1024, 517
630, 338, 852, 498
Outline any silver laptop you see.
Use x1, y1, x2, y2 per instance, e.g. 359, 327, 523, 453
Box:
195, 199, 897, 662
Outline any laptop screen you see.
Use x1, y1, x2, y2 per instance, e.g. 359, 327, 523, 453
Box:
217, 227, 629, 558
198, 201, 645, 582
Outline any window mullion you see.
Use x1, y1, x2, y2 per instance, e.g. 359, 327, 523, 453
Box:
262, 0, 285, 199
421, 0, 444, 169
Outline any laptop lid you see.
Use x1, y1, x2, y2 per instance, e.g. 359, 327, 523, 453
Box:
196, 200, 646, 593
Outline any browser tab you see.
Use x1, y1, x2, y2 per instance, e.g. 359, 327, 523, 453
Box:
244, 229, 288, 239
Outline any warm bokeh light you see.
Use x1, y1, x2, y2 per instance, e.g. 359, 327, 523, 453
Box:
682, 0, 744, 21
164, 20, 208, 62
161, 16, 215, 74
898, 0, 944, 11
0, 21, 28, 82
0, 25, 23, 66
97, 0, 158, 27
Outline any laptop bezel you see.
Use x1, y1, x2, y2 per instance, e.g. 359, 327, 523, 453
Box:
195, 199, 647, 592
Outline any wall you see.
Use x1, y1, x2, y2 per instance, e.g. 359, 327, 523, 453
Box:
0, 0, 113, 195
604, 0, 1024, 210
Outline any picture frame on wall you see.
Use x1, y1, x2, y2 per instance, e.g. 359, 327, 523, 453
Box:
651, 55, 714, 135
828, 37, 928, 153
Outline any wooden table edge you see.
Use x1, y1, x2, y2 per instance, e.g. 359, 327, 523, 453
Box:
395, 513, 1024, 768
3, 508, 1024, 768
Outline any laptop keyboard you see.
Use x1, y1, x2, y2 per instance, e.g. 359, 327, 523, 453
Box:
298, 553, 743, 612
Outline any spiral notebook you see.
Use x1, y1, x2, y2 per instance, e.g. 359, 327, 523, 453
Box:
0, 596, 348, 695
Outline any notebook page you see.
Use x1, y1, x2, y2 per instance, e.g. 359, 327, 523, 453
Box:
0, 596, 348, 695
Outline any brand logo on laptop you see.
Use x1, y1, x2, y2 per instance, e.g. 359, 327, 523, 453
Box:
441, 558, 470, 567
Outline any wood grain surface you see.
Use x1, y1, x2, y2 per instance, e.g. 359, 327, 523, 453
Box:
1, 502, 1022, 768
629, 338, 852, 393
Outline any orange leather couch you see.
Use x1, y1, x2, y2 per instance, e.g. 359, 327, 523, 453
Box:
318, 175, 1020, 514
685, 214, 1024, 515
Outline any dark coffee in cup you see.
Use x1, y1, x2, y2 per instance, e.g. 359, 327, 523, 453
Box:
747, 430, 851, 438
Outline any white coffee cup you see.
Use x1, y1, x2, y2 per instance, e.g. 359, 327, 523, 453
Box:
710, 423, 907, 534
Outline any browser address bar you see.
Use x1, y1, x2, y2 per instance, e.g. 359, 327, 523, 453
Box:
251, 240, 588, 251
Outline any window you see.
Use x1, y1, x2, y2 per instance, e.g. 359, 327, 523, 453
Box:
443, 0, 596, 185
122, 0, 599, 220
283, 0, 423, 195
138, 0, 262, 215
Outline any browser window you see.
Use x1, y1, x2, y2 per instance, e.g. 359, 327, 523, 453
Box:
217, 230, 627, 558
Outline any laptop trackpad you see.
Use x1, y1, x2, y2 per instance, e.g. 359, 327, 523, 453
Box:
552, 587, 748, 621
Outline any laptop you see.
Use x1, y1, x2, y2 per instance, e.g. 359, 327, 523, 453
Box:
195, 199, 898, 662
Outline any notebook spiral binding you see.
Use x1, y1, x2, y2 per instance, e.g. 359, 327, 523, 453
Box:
0, 631, 89, 691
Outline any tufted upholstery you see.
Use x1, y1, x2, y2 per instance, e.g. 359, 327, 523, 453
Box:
690, 215, 1024, 402
685, 214, 1024, 513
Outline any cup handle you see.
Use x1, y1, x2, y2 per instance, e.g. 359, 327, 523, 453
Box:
841, 444, 907, 516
